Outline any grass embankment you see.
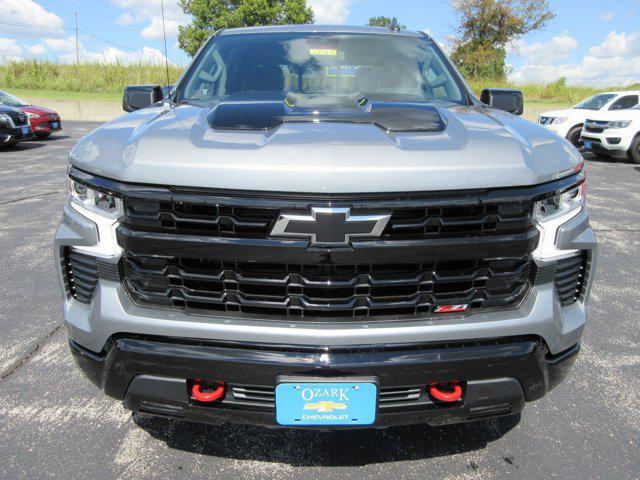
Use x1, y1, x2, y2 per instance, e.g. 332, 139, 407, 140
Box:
1, 60, 639, 105
469, 78, 640, 105
0, 60, 183, 101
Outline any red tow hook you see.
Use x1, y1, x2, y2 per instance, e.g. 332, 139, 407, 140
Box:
191, 381, 226, 402
429, 381, 463, 403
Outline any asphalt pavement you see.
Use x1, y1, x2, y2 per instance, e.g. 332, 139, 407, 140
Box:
0, 121, 638, 479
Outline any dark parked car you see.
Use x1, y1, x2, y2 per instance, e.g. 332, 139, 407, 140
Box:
0, 90, 62, 138
0, 105, 33, 147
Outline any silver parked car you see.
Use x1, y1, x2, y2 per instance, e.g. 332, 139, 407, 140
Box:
56, 25, 596, 428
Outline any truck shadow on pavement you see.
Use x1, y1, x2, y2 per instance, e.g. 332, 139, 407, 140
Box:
2, 142, 46, 151
133, 413, 520, 466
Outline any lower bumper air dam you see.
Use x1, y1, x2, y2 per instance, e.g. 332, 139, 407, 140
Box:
69, 336, 579, 428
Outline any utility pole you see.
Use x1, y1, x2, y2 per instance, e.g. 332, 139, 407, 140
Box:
74, 12, 79, 65
160, 0, 170, 85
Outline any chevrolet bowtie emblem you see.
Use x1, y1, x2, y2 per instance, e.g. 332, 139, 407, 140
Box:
269, 207, 391, 246
303, 401, 348, 413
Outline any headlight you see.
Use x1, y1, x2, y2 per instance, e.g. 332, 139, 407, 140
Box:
68, 178, 123, 219
27, 112, 40, 119
0, 113, 13, 127
551, 117, 568, 124
533, 177, 586, 261
534, 182, 585, 222
606, 120, 631, 129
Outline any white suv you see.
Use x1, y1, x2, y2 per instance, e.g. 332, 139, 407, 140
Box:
581, 104, 640, 163
538, 91, 640, 147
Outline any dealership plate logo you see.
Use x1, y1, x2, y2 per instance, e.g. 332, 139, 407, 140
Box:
275, 382, 377, 426
303, 400, 348, 413
270, 207, 391, 246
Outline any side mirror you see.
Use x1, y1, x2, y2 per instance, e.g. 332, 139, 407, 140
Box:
123, 85, 162, 112
480, 88, 524, 116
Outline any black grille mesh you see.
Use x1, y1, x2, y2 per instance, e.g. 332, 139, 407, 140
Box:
382, 203, 532, 239
554, 253, 588, 306
123, 254, 531, 319
123, 198, 533, 240
64, 250, 99, 303
5, 110, 28, 126
63, 249, 120, 304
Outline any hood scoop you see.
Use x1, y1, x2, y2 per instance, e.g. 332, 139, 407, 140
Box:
207, 93, 446, 133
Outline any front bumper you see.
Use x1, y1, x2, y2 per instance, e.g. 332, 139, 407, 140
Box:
70, 335, 580, 427
1, 125, 34, 143
31, 117, 62, 134
581, 130, 633, 156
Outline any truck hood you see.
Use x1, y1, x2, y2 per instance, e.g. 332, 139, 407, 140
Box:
70, 103, 582, 193
583, 109, 640, 121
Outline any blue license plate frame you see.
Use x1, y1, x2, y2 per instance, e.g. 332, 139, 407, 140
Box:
51, 122, 59, 130
583, 140, 592, 149
275, 377, 378, 426
21, 126, 30, 135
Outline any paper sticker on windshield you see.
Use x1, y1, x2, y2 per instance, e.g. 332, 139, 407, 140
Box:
325, 65, 357, 77
310, 48, 337, 56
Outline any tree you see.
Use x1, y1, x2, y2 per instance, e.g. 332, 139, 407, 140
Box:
178, 0, 314, 56
450, 0, 554, 80
367, 16, 406, 29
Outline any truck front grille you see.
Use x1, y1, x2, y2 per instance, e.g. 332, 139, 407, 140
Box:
123, 254, 531, 319
584, 120, 607, 134
123, 199, 533, 240
5, 110, 28, 126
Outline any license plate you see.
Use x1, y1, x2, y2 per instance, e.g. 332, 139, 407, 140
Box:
21, 126, 30, 135
276, 381, 377, 426
583, 140, 592, 149
51, 122, 59, 130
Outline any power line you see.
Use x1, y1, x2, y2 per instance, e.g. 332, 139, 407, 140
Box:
78, 29, 140, 53
0, 21, 73, 31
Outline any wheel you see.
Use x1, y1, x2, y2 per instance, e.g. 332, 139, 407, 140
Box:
628, 136, 640, 164
36, 133, 51, 139
565, 125, 583, 148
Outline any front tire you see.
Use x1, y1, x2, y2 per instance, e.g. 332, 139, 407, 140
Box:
628, 136, 640, 164
566, 125, 583, 148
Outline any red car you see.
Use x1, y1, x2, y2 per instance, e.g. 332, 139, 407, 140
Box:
0, 90, 61, 138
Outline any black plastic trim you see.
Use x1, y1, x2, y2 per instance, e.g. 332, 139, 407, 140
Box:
116, 225, 539, 262
69, 336, 579, 427
69, 166, 585, 207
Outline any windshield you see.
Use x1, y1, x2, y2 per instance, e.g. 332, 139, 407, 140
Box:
573, 94, 616, 110
0, 91, 28, 107
179, 32, 467, 105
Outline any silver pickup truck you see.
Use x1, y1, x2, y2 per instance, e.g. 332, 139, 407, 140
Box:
56, 25, 596, 429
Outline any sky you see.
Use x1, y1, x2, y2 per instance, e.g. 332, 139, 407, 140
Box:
0, 0, 639, 86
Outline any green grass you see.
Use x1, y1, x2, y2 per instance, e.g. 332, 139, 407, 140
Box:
468, 78, 640, 105
0, 60, 183, 96
6, 88, 121, 103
